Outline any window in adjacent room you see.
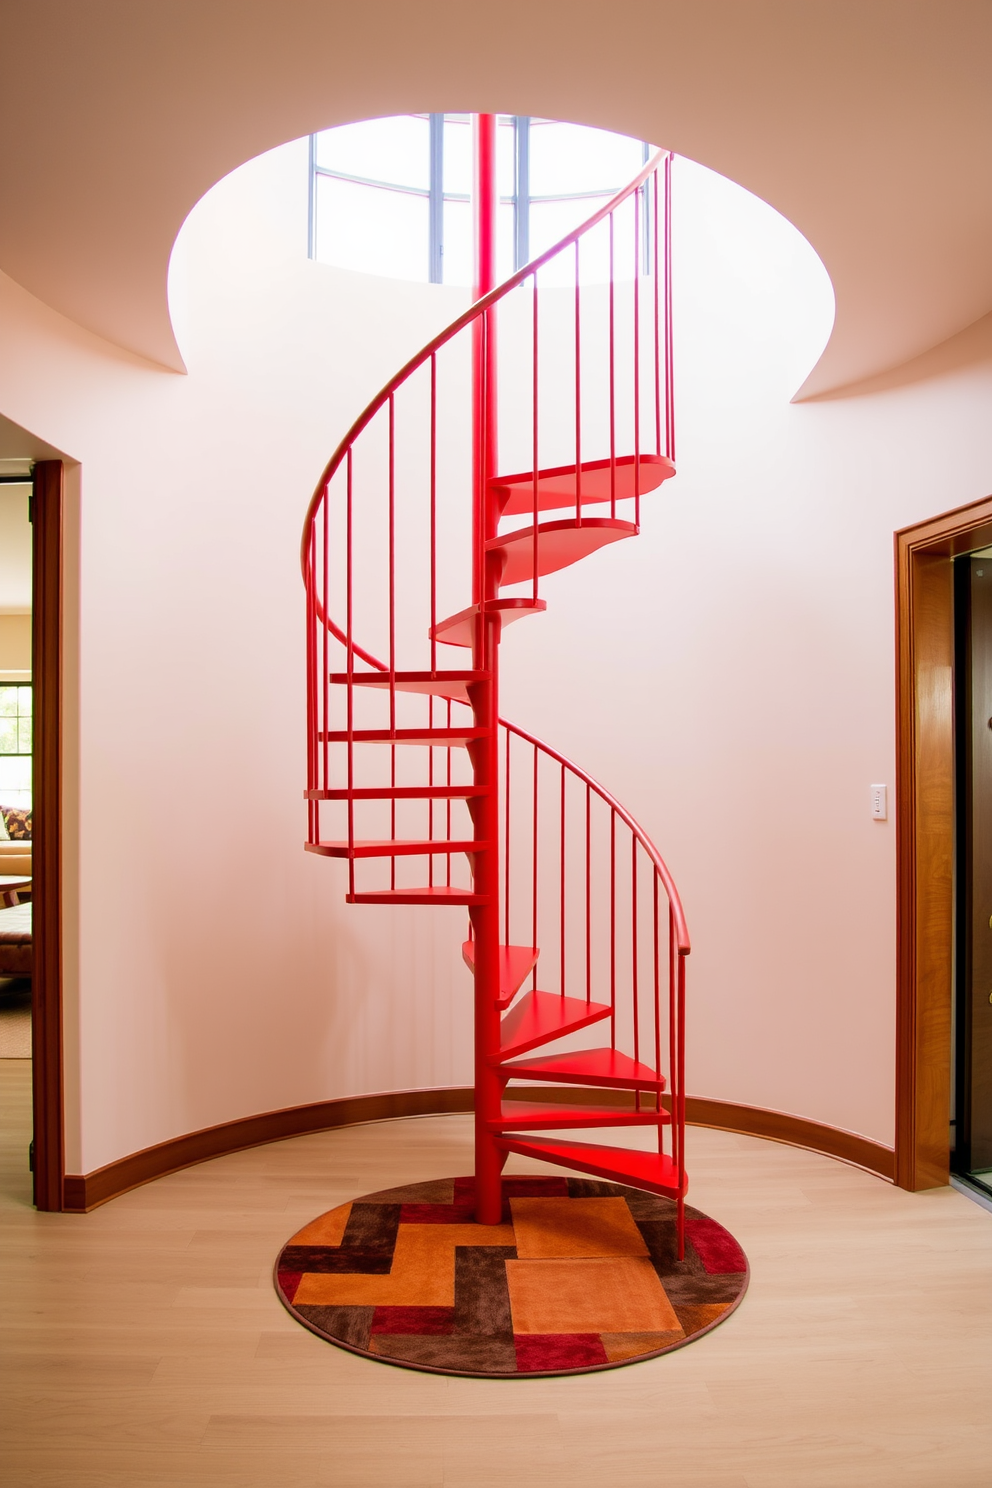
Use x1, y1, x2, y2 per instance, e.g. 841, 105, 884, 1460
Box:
0, 683, 31, 810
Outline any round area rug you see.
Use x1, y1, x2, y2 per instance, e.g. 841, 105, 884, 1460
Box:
275, 1175, 748, 1377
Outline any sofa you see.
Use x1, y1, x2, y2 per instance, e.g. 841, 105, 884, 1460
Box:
0, 901, 31, 976
0, 812, 32, 975
0, 840, 32, 877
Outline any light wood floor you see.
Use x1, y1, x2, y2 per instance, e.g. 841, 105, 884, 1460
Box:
1, 1061, 990, 1487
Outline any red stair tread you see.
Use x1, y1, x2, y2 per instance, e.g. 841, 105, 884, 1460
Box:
432, 598, 546, 649
495, 1135, 687, 1197
320, 727, 484, 746
347, 887, 486, 906
462, 942, 539, 1009
329, 670, 489, 704
492, 1099, 667, 1131
491, 453, 675, 515
307, 785, 489, 802
498, 989, 611, 1059
500, 1047, 666, 1091
306, 839, 483, 860
487, 518, 636, 588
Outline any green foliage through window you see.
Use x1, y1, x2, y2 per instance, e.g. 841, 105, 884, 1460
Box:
0, 684, 32, 809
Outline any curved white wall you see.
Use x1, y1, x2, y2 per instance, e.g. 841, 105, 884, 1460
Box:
0, 137, 989, 1172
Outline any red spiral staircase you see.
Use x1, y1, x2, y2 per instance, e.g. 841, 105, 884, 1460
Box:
302, 117, 690, 1250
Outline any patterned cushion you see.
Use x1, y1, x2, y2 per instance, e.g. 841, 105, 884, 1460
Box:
0, 806, 31, 841
0, 810, 8, 840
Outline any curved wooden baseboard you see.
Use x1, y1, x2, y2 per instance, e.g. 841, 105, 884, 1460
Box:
61, 1087, 474, 1212
61, 1086, 894, 1212
682, 1096, 895, 1181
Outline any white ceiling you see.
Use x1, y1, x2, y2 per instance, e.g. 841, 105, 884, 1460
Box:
0, 1, 989, 396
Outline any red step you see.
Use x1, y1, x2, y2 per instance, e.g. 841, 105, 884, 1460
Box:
462, 941, 539, 1010
491, 453, 675, 516
347, 886, 487, 906
499, 1047, 666, 1091
432, 598, 546, 648
498, 989, 611, 1059
306, 785, 489, 802
329, 670, 489, 704
487, 518, 636, 588
495, 1134, 687, 1198
491, 1098, 667, 1132
319, 727, 485, 746
306, 839, 484, 860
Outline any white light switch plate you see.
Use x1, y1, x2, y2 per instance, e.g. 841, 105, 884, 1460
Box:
871, 784, 887, 821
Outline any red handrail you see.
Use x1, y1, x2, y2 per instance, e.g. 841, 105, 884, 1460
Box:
301, 147, 671, 578
500, 717, 690, 955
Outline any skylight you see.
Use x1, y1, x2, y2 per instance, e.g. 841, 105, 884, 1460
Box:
309, 115, 650, 287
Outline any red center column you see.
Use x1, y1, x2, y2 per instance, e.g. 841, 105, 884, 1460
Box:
469, 113, 505, 1225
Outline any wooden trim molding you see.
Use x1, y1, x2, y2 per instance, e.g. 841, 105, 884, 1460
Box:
31, 460, 64, 1212
683, 1097, 894, 1179
62, 1088, 475, 1211
62, 1086, 894, 1212
895, 494, 992, 1190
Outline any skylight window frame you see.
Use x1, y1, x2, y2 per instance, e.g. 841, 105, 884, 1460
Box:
308, 116, 653, 285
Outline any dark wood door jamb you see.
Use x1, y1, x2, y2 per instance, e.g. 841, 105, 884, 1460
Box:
31, 459, 64, 1211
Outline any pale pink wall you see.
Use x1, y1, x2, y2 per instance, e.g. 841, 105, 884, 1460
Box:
0, 138, 988, 1171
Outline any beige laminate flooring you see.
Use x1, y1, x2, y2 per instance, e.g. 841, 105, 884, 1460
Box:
1, 1060, 990, 1488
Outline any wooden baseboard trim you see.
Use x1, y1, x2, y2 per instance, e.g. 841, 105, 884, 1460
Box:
62, 1085, 895, 1211
683, 1096, 895, 1180
61, 1087, 475, 1212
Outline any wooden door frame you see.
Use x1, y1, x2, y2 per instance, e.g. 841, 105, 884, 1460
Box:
896, 493, 992, 1189
31, 459, 64, 1210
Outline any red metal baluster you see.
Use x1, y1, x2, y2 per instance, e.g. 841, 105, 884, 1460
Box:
427, 353, 437, 884
390, 397, 400, 887
633, 186, 641, 528
322, 481, 330, 816
585, 783, 592, 1005
610, 809, 617, 1049
531, 743, 539, 991
574, 237, 582, 525
388, 397, 396, 724
428, 696, 435, 888
305, 522, 316, 844
676, 943, 686, 1258
430, 351, 438, 673
559, 763, 566, 998
665, 153, 675, 463
345, 455, 355, 889
446, 699, 452, 887
609, 211, 616, 519
504, 725, 511, 945
668, 899, 680, 1248
653, 872, 662, 1152
653, 167, 661, 457
632, 836, 639, 1110
532, 271, 539, 602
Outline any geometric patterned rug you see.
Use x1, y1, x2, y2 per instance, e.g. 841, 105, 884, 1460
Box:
275, 1175, 748, 1377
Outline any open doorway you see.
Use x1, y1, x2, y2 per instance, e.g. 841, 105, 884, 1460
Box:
0, 416, 65, 1210
895, 495, 992, 1193
952, 546, 992, 1202
0, 464, 33, 1069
